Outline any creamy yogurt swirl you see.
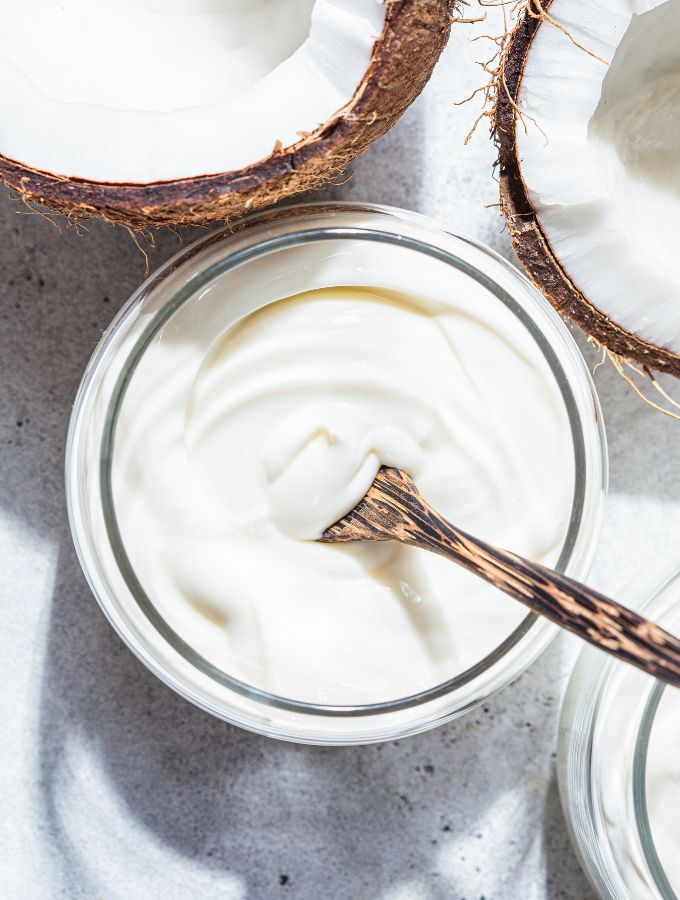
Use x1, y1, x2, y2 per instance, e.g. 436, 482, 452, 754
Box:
112, 267, 573, 705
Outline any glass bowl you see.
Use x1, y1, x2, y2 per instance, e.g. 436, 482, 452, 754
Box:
66, 202, 607, 744
559, 558, 680, 898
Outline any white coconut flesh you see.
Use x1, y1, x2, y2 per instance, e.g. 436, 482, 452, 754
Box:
0, 0, 384, 184
516, 0, 680, 354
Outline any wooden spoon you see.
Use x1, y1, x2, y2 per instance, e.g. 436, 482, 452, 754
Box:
321, 467, 680, 688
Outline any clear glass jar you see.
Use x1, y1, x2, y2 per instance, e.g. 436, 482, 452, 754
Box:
66, 202, 607, 744
559, 559, 680, 899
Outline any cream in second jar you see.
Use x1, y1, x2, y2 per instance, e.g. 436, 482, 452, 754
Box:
596, 676, 680, 898
644, 688, 680, 895
111, 239, 574, 705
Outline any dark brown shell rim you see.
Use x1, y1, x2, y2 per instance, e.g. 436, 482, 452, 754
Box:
0, 0, 453, 228
495, 0, 680, 377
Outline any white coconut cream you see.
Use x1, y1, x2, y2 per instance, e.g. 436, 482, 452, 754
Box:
0, 0, 383, 183
516, 0, 680, 354
109, 238, 574, 706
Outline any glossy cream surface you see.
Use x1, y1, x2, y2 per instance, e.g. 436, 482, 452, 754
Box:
111, 241, 574, 705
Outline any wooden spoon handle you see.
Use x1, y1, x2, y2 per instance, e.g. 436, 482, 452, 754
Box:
323, 468, 680, 687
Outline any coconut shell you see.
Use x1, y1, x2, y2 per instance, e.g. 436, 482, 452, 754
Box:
0, 0, 453, 229
495, 0, 680, 377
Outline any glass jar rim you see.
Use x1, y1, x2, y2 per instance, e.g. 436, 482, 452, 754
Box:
67, 201, 607, 733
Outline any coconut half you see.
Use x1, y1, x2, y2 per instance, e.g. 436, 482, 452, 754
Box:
0, 0, 452, 227
497, 0, 680, 376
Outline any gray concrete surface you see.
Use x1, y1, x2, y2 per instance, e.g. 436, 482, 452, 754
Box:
2, 15, 680, 900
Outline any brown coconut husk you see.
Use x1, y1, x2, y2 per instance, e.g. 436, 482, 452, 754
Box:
493, 0, 680, 380
0, 0, 454, 229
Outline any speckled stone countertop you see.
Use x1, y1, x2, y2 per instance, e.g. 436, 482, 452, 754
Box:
3, 13, 680, 900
